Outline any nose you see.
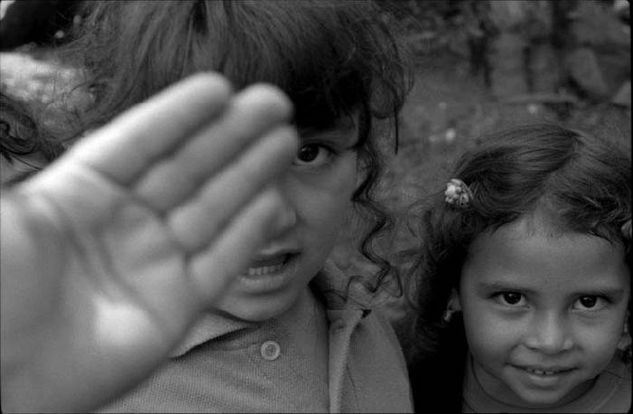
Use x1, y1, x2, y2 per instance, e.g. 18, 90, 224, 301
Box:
266, 185, 297, 238
524, 312, 574, 354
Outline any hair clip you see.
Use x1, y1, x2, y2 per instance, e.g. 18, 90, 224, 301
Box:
444, 178, 472, 209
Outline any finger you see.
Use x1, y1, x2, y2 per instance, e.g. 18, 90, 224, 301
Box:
134, 84, 293, 211
187, 188, 287, 305
64, 73, 232, 184
167, 125, 298, 252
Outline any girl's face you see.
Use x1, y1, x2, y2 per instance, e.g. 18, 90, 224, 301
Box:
456, 213, 630, 409
211, 117, 360, 322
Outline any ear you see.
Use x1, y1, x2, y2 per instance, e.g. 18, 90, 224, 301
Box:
448, 289, 462, 312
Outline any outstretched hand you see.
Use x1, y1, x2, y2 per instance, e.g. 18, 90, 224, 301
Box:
1, 73, 298, 413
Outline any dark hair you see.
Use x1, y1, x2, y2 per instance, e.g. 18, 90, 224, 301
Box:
59, 0, 412, 292
1, 92, 64, 184
403, 123, 632, 412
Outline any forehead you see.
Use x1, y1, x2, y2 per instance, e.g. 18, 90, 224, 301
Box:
462, 215, 630, 294
299, 112, 359, 141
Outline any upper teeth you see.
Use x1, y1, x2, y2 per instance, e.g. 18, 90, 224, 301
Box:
526, 368, 557, 375
247, 263, 284, 276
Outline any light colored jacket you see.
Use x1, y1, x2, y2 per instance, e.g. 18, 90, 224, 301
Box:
97, 261, 413, 413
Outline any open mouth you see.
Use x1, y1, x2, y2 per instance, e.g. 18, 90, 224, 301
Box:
247, 262, 285, 276
246, 253, 296, 276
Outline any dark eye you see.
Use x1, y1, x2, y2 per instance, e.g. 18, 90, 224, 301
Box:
573, 295, 607, 311
502, 292, 523, 305
298, 144, 320, 162
293, 143, 333, 167
579, 296, 597, 308
494, 292, 526, 307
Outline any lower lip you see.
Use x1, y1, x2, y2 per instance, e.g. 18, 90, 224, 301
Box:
238, 254, 298, 293
513, 366, 575, 387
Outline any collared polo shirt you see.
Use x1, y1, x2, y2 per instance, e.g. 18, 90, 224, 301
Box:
97, 261, 413, 413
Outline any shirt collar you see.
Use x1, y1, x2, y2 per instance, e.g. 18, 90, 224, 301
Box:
169, 260, 376, 358
169, 311, 254, 357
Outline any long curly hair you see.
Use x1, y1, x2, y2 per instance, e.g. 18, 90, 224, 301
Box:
58, 0, 413, 293
402, 123, 632, 412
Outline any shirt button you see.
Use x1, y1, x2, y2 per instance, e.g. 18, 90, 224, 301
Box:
260, 340, 281, 361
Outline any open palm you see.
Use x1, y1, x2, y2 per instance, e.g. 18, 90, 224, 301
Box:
1, 74, 298, 412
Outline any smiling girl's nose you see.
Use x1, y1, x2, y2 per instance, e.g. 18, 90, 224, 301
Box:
524, 312, 574, 354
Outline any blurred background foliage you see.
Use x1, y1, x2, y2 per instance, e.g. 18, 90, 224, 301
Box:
0, 0, 631, 312
377, 0, 630, 104
345, 0, 631, 310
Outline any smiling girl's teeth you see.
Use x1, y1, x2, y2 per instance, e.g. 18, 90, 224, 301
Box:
526, 368, 557, 375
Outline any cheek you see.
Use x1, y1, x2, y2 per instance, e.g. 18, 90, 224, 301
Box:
331, 153, 358, 196
575, 319, 625, 363
293, 157, 357, 231
309, 183, 354, 239
461, 303, 520, 362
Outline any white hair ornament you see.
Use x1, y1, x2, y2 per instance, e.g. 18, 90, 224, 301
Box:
444, 178, 472, 209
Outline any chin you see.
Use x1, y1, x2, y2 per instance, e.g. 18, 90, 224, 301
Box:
512, 388, 569, 408
223, 291, 302, 322
234, 307, 285, 322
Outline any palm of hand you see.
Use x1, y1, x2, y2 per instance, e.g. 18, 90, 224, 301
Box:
43, 164, 197, 353
1, 75, 298, 412
3, 163, 200, 411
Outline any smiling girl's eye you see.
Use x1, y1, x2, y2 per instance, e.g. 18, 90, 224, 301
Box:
573, 295, 608, 311
494, 292, 526, 307
293, 143, 334, 167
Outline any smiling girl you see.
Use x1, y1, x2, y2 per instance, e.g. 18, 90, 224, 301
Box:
404, 123, 631, 413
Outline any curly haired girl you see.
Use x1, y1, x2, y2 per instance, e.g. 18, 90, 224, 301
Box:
405, 123, 631, 413
1, 1, 414, 412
